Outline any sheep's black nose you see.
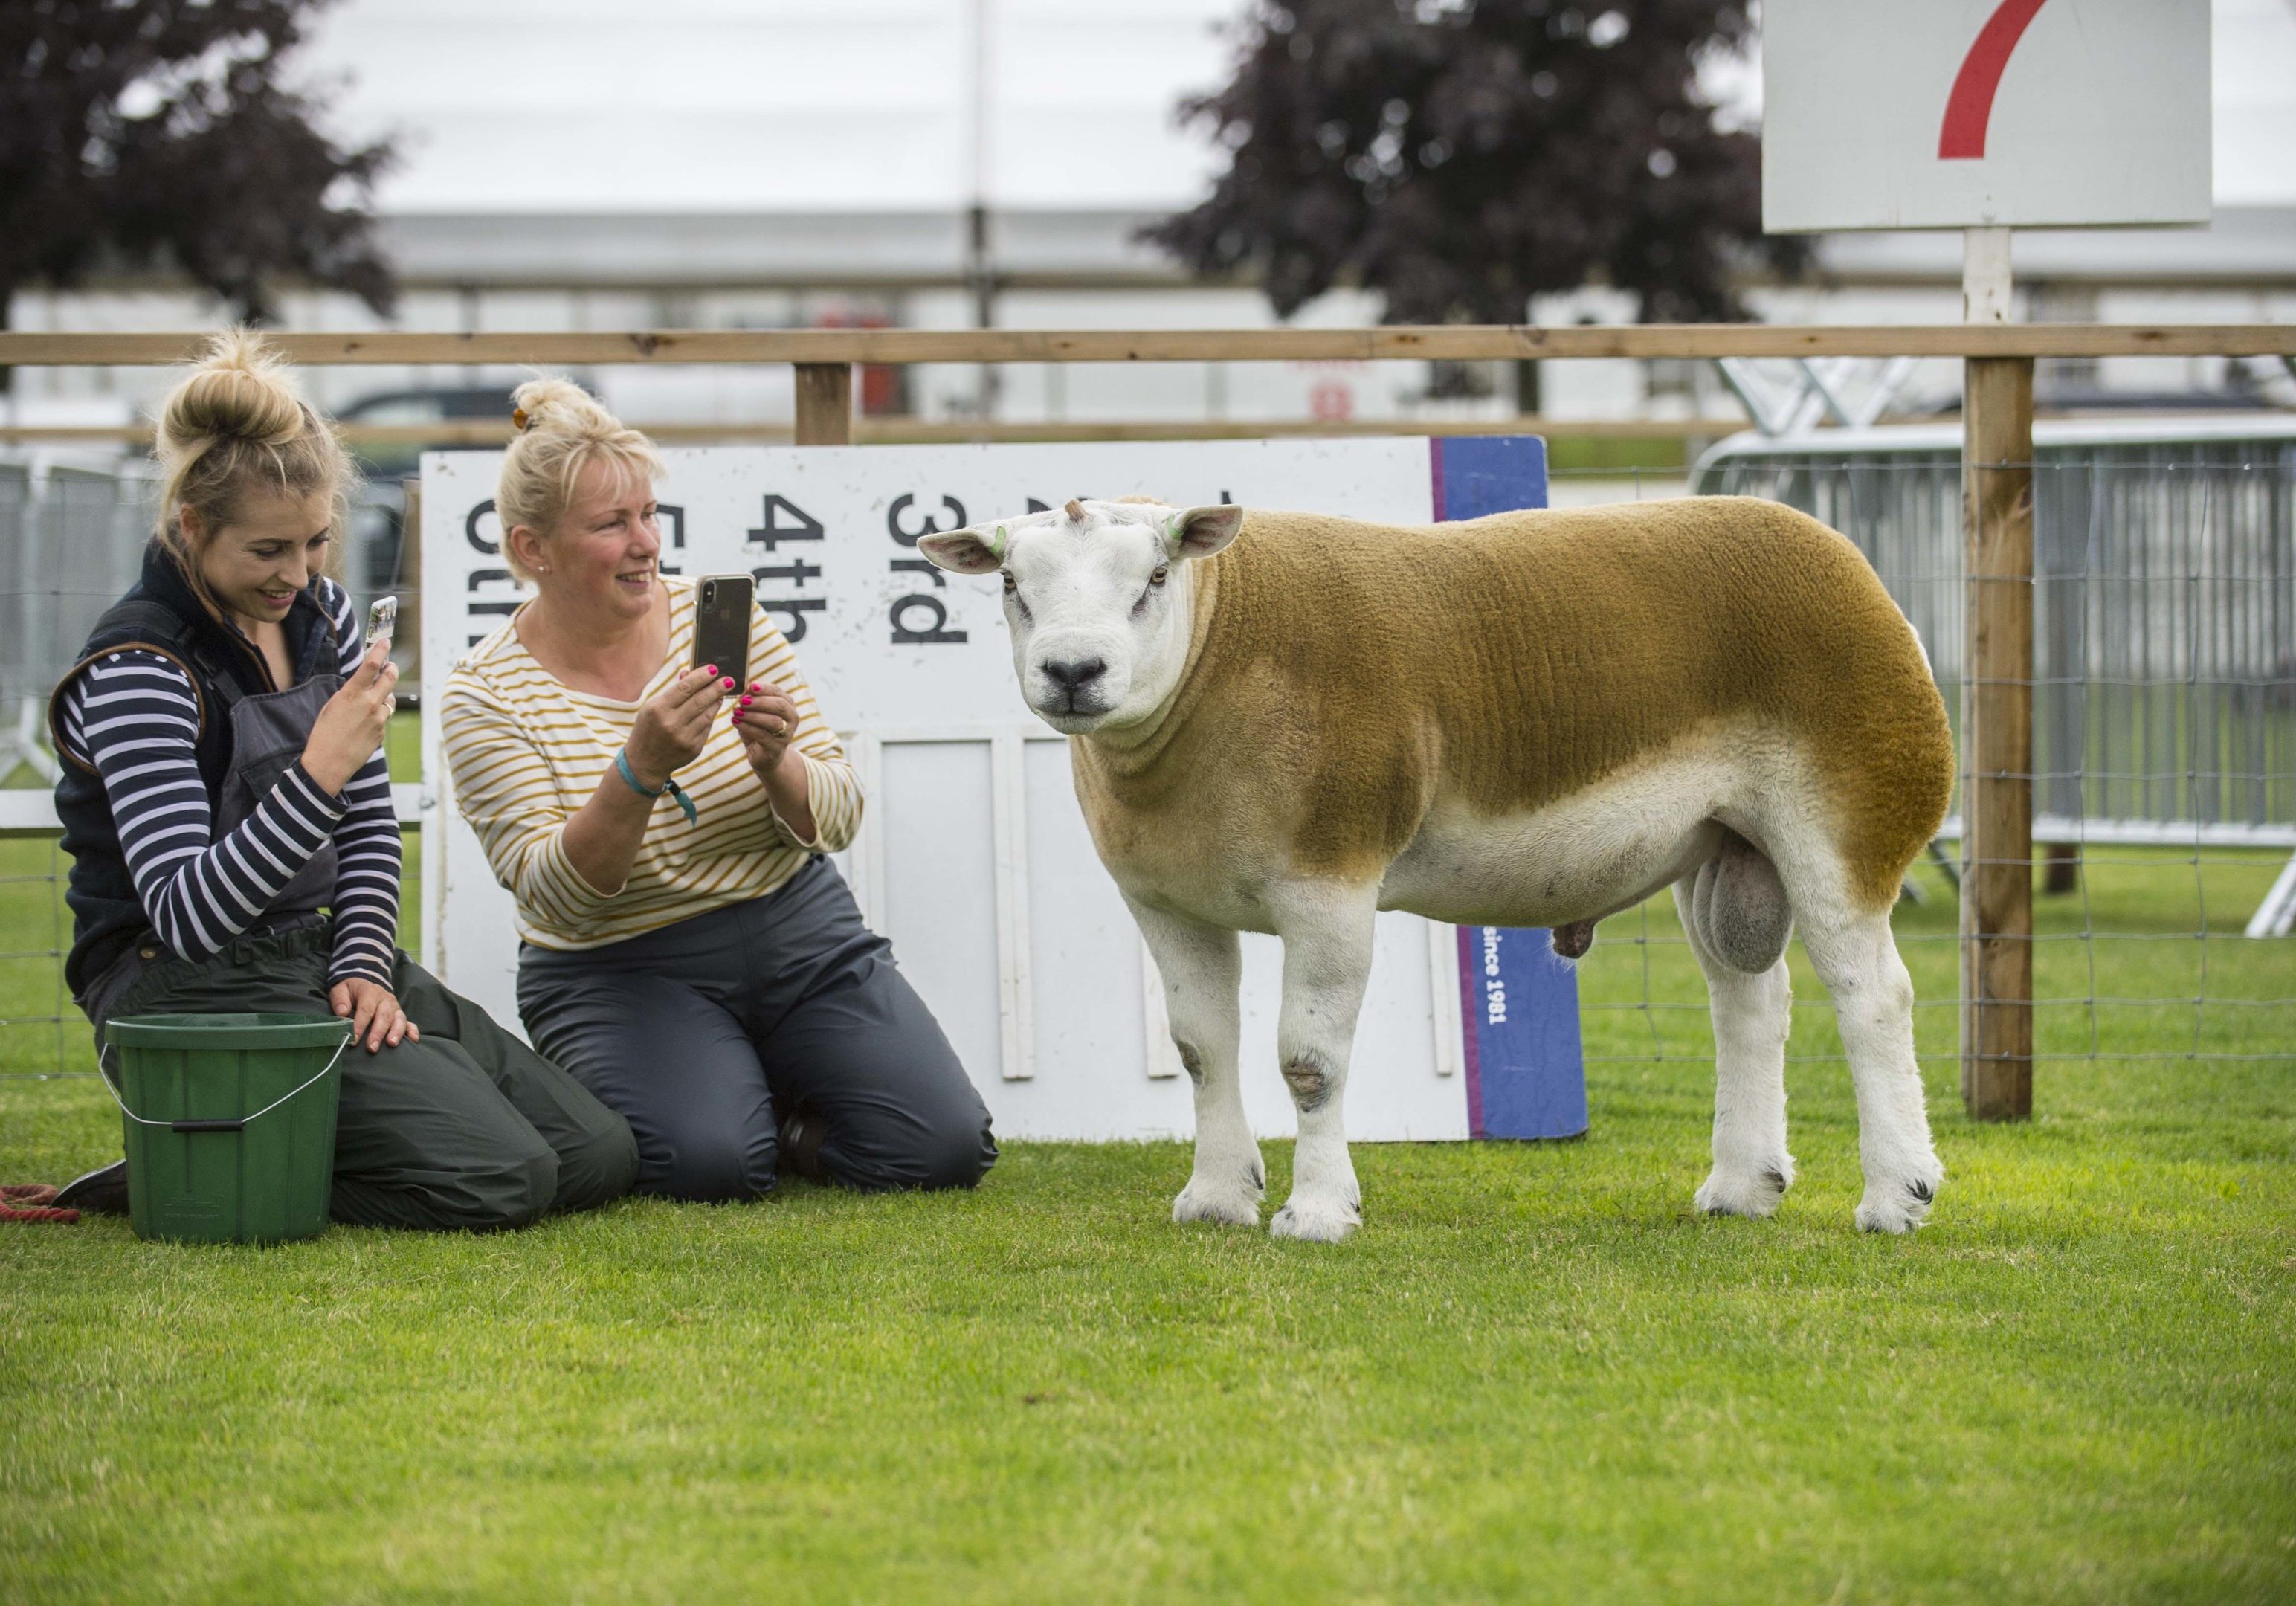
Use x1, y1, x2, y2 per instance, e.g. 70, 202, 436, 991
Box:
1041, 657, 1107, 690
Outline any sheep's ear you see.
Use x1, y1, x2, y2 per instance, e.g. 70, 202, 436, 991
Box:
917, 523, 1008, 575
1164, 505, 1243, 561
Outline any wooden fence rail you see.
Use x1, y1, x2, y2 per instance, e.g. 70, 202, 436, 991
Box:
4, 322, 2292, 369
0, 416, 1746, 450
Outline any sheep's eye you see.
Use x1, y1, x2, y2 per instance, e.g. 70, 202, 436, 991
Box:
1001, 570, 1017, 595
1149, 564, 1170, 587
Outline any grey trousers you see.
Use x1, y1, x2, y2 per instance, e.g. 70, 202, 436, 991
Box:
91, 924, 640, 1232
516, 857, 996, 1203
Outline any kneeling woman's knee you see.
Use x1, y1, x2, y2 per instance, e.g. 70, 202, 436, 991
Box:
840, 1105, 996, 1193
494, 1146, 561, 1229
920, 1122, 996, 1191
555, 1114, 641, 1213
645, 1125, 778, 1204
433, 1144, 560, 1232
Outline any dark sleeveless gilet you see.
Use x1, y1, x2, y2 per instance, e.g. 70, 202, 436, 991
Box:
48, 542, 343, 1001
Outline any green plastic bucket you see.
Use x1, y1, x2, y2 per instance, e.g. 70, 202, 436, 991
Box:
102, 1013, 352, 1245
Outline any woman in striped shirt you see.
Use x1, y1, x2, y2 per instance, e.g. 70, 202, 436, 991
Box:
441, 381, 994, 1202
48, 333, 638, 1230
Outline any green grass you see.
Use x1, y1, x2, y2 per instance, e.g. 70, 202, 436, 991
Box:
1544, 435, 1692, 475
2, 717, 2292, 1602
4, 1054, 2292, 1602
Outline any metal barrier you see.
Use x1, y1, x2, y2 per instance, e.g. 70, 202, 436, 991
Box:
0, 458, 412, 789
1693, 418, 2296, 941
0, 454, 152, 784
0, 457, 417, 1083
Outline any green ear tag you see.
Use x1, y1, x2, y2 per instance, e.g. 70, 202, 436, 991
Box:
993, 524, 1008, 555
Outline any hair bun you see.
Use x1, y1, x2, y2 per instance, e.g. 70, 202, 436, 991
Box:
157, 329, 311, 456
147, 328, 352, 598
508, 377, 619, 440
494, 376, 662, 583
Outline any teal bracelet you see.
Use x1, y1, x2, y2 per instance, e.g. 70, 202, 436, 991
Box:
614, 749, 698, 825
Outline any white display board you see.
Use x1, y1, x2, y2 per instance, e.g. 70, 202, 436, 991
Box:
420, 440, 1480, 1141
1763, 0, 2211, 232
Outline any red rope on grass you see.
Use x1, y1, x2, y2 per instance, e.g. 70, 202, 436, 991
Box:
1, 1184, 80, 1223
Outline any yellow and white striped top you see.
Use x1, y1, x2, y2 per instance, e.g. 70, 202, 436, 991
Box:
439, 577, 862, 951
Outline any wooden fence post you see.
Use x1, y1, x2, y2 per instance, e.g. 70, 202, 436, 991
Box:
1961, 352, 2036, 1120
794, 363, 854, 445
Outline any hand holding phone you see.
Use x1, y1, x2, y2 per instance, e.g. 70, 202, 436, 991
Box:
305, 628, 401, 793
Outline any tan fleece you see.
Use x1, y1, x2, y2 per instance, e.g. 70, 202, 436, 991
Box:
1070, 496, 1953, 914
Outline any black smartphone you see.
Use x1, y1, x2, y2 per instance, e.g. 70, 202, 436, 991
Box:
691, 573, 753, 692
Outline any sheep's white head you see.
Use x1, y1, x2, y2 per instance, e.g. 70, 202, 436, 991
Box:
918, 497, 1243, 734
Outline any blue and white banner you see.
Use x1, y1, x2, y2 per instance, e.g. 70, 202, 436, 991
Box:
1455, 926, 1590, 1141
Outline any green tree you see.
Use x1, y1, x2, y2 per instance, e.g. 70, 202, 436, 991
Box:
1146, 0, 1798, 339
0, 0, 396, 378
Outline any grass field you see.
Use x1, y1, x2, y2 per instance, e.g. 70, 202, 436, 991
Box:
3, 727, 2293, 1602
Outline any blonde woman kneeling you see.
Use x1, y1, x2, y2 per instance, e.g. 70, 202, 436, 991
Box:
48, 335, 637, 1229
440, 381, 995, 1202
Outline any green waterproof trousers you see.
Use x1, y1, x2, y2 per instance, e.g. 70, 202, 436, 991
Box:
94, 923, 639, 1232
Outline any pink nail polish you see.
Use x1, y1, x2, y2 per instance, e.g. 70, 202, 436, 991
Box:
722, 677, 736, 690
704, 664, 718, 676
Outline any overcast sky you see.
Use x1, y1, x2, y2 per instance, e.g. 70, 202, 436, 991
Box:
307, 0, 2296, 214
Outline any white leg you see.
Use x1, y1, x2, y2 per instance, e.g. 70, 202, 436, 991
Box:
1796, 901, 1944, 1233
1265, 882, 1378, 1242
1675, 874, 1796, 1220
1128, 898, 1260, 1227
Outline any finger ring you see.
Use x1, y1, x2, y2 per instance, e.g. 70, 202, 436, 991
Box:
774, 717, 787, 736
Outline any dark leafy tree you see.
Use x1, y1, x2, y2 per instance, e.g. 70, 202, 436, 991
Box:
0, 0, 396, 364
1145, 0, 1800, 327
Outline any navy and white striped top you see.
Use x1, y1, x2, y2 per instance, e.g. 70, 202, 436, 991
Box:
57, 580, 401, 987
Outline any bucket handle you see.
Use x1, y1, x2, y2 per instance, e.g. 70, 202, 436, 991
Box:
99, 1031, 355, 1134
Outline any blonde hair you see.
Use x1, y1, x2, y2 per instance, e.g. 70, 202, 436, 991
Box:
496, 378, 664, 582
154, 329, 353, 598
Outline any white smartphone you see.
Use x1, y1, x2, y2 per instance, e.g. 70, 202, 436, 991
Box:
365, 596, 398, 650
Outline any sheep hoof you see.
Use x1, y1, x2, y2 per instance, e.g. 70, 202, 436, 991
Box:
1270, 1193, 1361, 1242
1854, 1168, 1943, 1233
1172, 1176, 1262, 1228
1694, 1161, 1793, 1220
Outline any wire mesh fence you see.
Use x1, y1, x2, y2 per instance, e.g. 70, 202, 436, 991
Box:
1561, 419, 2296, 1075
2, 432, 2292, 1084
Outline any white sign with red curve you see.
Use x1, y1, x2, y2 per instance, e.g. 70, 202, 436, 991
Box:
1763, 0, 2210, 232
